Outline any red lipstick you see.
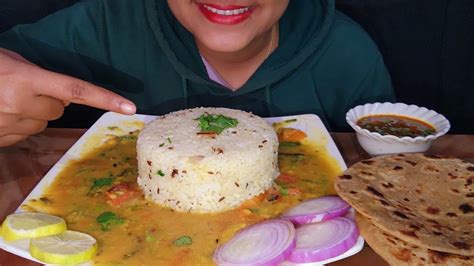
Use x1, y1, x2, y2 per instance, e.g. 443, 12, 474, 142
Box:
198, 3, 255, 25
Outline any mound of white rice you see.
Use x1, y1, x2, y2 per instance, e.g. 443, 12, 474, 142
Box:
136, 107, 279, 213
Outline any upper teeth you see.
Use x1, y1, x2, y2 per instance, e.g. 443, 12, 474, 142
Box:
203, 5, 250, 15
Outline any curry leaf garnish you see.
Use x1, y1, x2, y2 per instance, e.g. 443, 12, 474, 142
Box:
157, 170, 165, 177
97, 211, 124, 231
174, 235, 192, 246
196, 114, 238, 134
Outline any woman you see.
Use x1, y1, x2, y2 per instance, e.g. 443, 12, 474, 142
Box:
0, 0, 394, 146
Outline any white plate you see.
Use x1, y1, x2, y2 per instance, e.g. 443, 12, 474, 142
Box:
0, 112, 362, 266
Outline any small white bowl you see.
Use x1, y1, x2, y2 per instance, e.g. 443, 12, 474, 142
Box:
346, 102, 450, 156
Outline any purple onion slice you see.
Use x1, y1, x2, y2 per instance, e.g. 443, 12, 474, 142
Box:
281, 196, 351, 225
213, 219, 296, 266
287, 217, 359, 263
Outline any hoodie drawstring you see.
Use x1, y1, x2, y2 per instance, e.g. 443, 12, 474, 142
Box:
265, 85, 273, 116
181, 77, 189, 108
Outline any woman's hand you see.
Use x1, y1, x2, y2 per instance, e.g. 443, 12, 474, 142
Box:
0, 48, 136, 147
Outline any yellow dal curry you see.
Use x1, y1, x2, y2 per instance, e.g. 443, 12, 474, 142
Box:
25, 126, 341, 265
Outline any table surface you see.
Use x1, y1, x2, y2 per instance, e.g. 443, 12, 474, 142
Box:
1, 128, 473, 266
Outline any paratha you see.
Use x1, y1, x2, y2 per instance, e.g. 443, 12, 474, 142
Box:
335, 153, 474, 256
356, 212, 472, 266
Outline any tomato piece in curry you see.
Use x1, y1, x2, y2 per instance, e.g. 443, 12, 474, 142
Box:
25, 127, 342, 266
356, 114, 436, 138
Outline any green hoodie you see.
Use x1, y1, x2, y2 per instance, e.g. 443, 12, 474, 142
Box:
0, 0, 394, 131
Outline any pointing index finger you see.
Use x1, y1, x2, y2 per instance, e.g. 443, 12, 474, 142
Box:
34, 68, 136, 115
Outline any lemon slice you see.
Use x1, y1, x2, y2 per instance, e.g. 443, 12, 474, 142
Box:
1, 212, 67, 241
30, 230, 97, 264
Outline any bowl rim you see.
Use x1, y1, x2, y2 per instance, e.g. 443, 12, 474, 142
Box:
345, 102, 451, 143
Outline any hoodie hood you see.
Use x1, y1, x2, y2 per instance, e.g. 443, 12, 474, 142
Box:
145, 0, 334, 96
0, 0, 393, 128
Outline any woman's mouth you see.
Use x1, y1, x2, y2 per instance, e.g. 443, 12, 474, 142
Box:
198, 3, 255, 25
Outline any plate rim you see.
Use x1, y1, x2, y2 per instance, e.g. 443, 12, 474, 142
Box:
1, 111, 357, 265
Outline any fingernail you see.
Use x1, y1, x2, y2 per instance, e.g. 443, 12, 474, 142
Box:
120, 102, 136, 115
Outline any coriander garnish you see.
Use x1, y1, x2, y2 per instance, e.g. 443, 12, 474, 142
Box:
196, 113, 238, 134
92, 177, 113, 189
96, 211, 124, 231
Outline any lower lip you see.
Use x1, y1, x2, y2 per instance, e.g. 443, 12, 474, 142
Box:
198, 4, 254, 25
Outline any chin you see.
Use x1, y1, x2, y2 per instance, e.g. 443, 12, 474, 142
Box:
197, 32, 251, 53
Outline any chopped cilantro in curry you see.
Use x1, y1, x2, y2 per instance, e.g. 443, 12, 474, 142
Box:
145, 232, 157, 243
174, 235, 192, 246
97, 211, 124, 231
92, 177, 113, 189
